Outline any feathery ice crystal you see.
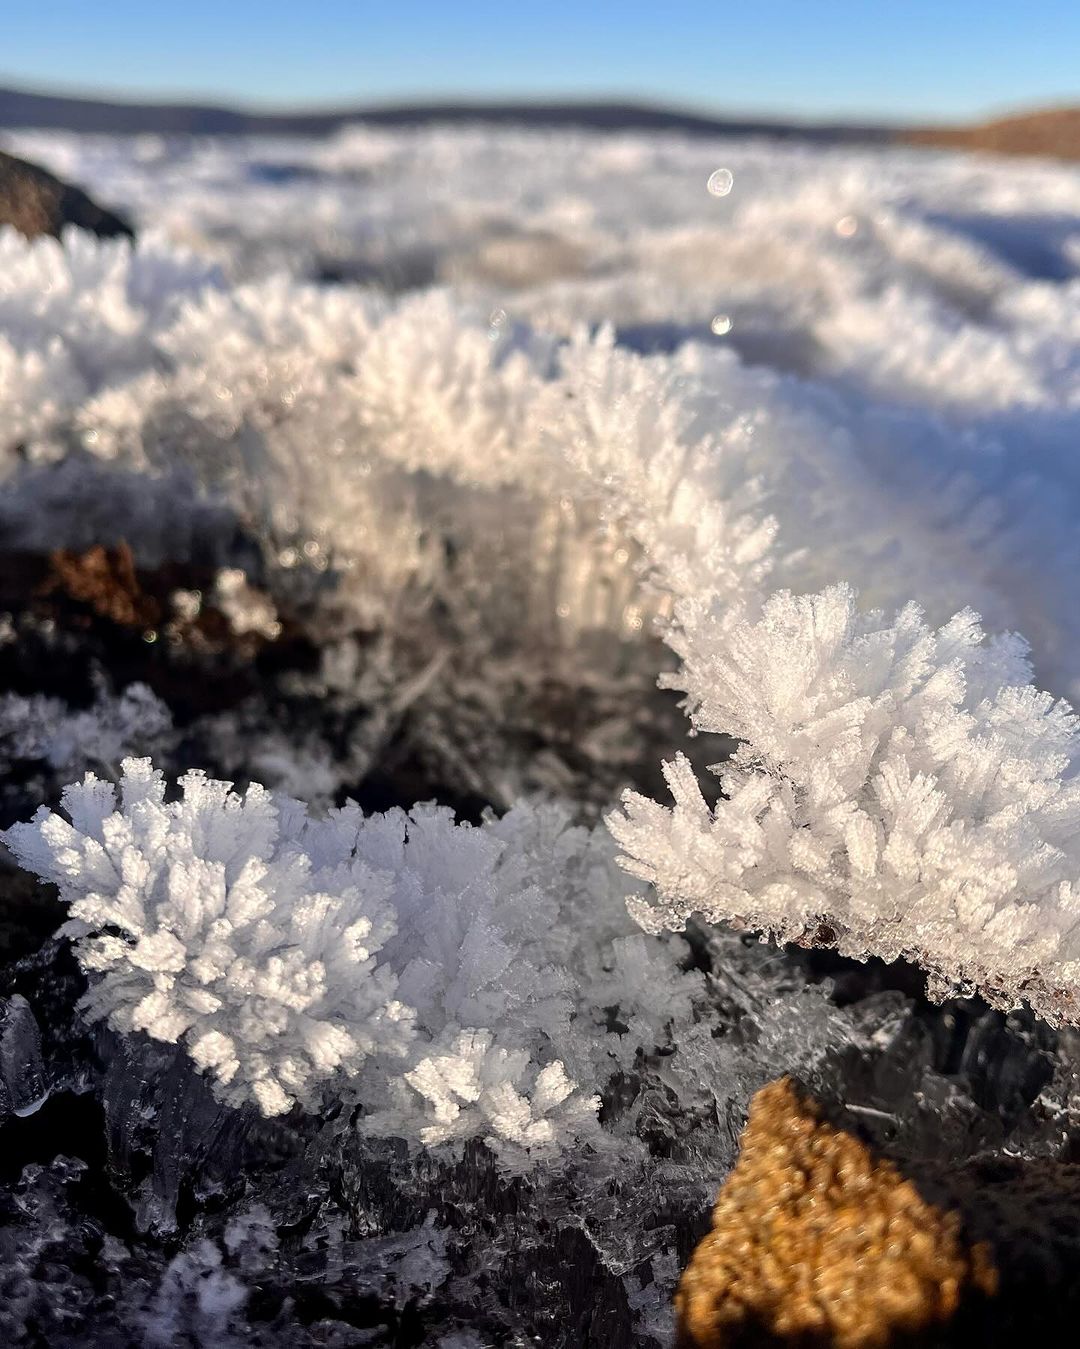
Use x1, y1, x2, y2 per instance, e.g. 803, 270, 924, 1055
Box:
3, 759, 412, 1117
612, 584, 1080, 1022
2, 760, 702, 1164
4, 214, 1080, 694
0, 682, 172, 779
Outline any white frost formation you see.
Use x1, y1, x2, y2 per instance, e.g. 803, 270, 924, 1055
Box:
2, 173, 1080, 687
3, 760, 413, 1118
0, 682, 172, 778
2, 760, 702, 1164
611, 585, 1080, 1024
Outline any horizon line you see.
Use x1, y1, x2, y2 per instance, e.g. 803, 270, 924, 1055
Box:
3, 75, 1073, 132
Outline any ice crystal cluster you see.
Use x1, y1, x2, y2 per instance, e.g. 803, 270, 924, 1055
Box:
1, 125, 1080, 1343
0, 682, 171, 778
4, 758, 691, 1162
613, 586, 1080, 1024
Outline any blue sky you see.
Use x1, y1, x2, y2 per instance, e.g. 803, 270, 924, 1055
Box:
4, 1, 1078, 122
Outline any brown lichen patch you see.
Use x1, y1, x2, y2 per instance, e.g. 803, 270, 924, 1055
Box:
0, 543, 312, 722
41, 542, 162, 629
34, 544, 284, 657
675, 1078, 997, 1348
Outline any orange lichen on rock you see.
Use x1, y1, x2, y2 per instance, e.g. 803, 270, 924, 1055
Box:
41, 543, 161, 629
675, 1078, 998, 1348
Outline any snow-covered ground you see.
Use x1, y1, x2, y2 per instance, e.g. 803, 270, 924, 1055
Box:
6, 124, 1080, 691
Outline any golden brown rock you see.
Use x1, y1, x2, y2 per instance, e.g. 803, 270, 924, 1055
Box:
675, 1078, 997, 1348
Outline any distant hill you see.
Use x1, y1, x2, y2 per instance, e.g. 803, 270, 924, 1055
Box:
5, 85, 1078, 162
905, 107, 1080, 162
0, 84, 895, 142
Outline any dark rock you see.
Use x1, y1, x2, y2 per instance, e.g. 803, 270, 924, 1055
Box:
0, 149, 133, 241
